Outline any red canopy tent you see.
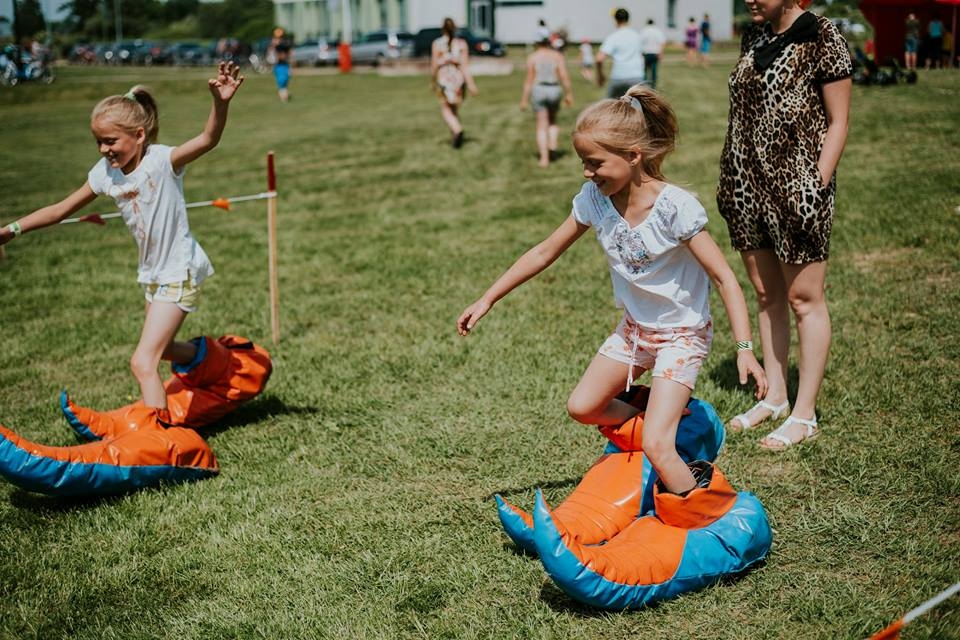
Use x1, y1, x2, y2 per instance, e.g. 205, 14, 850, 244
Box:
859, 0, 953, 65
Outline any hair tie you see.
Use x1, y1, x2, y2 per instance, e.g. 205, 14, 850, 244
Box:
621, 95, 643, 114
123, 90, 137, 102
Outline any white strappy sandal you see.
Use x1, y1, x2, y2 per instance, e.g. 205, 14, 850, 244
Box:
727, 400, 790, 433
759, 415, 819, 451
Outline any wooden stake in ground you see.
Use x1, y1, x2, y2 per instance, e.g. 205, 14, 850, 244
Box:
267, 151, 280, 344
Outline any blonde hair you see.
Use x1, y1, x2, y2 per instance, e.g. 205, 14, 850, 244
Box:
574, 84, 678, 182
90, 85, 159, 144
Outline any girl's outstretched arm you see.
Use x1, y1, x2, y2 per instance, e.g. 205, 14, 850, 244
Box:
0, 183, 97, 245
457, 215, 588, 336
171, 61, 244, 172
687, 230, 768, 398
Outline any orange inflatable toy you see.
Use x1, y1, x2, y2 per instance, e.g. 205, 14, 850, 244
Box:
0, 336, 272, 496
495, 387, 724, 555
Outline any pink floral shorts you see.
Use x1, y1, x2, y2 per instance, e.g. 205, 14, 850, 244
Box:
599, 315, 713, 390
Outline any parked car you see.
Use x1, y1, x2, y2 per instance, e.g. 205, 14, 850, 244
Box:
292, 38, 339, 66
135, 41, 172, 65
102, 40, 141, 64
413, 28, 505, 58
349, 30, 414, 65
167, 42, 213, 66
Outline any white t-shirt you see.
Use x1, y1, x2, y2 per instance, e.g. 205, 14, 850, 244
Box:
639, 25, 667, 56
571, 181, 711, 329
599, 26, 645, 80
87, 144, 213, 286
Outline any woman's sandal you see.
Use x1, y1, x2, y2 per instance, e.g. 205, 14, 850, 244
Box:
727, 400, 790, 433
758, 415, 819, 451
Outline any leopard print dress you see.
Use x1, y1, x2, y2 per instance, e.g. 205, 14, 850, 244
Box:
717, 14, 852, 264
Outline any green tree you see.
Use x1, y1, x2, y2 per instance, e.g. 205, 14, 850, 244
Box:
196, 0, 273, 42
14, 0, 47, 41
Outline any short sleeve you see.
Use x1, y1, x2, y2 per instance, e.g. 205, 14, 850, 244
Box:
154, 144, 185, 179
669, 190, 708, 242
816, 20, 853, 83
599, 33, 616, 57
571, 182, 598, 227
86, 159, 108, 196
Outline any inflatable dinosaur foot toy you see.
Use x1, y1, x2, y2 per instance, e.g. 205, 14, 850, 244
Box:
533, 461, 772, 609
61, 335, 272, 440
495, 396, 725, 555
0, 335, 271, 497
0, 407, 218, 496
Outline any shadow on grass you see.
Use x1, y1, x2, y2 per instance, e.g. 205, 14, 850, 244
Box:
198, 394, 320, 438
711, 354, 799, 396
6, 394, 317, 512
486, 477, 580, 500
502, 542, 539, 558
538, 580, 650, 618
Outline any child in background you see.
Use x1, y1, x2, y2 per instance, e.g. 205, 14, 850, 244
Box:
0, 61, 244, 426
458, 85, 767, 495
685, 17, 699, 65
521, 34, 574, 167
578, 38, 596, 83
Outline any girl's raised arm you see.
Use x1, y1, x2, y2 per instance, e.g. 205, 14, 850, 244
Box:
686, 230, 768, 398
457, 215, 588, 335
171, 61, 244, 172
0, 183, 98, 245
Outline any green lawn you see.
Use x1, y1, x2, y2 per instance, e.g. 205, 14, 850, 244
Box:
0, 58, 958, 639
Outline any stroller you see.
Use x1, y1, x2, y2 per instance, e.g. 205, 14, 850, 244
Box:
852, 47, 896, 85
0, 45, 54, 87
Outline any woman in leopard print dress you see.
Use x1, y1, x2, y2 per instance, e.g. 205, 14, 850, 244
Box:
716, 0, 851, 450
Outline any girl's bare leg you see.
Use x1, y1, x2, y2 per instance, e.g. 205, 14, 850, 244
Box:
131, 301, 189, 408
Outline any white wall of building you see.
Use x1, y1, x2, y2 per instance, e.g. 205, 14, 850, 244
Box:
491, 0, 731, 45
407, 0, 465, 31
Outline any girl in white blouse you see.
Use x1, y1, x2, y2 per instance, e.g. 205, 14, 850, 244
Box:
458, 85, 767, 495
0, 62, 244, 424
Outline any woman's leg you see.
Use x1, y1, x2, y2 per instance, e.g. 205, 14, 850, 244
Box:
566, 353, 640, 426
131, 301, 189, 408
737, 249, 791, 421
642, 377, 696, 494
759, 260, 830, 445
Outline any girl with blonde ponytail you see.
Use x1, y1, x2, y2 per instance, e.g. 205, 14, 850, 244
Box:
0, 62, 245, 430
459, 84, 767, 495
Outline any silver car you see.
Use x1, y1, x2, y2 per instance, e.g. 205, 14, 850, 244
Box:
292, 39, 339, 67
348, 30, 414, 65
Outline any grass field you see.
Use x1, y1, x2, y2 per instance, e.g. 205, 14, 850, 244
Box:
0, 56, 958, 639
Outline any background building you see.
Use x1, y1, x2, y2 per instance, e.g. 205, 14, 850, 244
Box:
273, 0, 732, 44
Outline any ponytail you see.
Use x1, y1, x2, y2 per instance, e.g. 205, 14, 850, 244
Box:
91, 85, 160, 144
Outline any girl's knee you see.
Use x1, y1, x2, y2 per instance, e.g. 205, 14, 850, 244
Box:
566, 394, 600, 424
129, 351, 159, 381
